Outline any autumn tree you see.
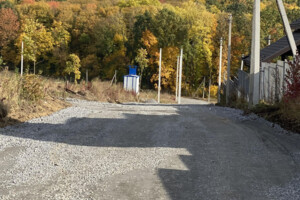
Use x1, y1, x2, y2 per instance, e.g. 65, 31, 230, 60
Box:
0, 8, 19, 47
65, 54, 81, 83
135, 48, 148, 86
17, 19, 54, 74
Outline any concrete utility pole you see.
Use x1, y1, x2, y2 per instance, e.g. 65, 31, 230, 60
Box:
277, 0, 297, 57
21, 41, 24, 76
158, 48, 162, 103
175, 56, 179, 102
218, 37, 223, 103
249, 0, 261, 106
226, 14, 232, 105
178, 48, 183, 104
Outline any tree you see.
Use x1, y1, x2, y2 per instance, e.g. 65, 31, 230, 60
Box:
135, 48, 148, 86
141, 30, 159, 87
0, 8, 19, 47
81, 54, 100, 79
65, 54, 81, 83
153, 8, 187, 48
49, 20, 71, 76
17, 19, 54, 74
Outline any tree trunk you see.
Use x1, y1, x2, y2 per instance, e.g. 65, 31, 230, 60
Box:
34, 61, 36, 74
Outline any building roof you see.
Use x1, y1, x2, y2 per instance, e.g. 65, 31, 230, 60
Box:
243, 31, 300, 66
291, 18, 300, 30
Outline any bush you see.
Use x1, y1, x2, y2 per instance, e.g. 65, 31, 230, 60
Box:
0, 100, 8, 119
285, 54, 300, 101
21, 74, 45, 101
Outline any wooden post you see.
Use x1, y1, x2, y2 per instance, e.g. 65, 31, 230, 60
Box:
218, 37, 223, 103
175, 56, 179, 102
86, 69, 88, 86
208, 79, 211, 103
203, 77, 205, 99
21, 41, 24, 76
178, 48, 183, 104
158, 48, 162, 103
226, 14, 232, 105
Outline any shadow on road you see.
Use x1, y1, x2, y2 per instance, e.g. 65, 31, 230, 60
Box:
0, 104, 299, 199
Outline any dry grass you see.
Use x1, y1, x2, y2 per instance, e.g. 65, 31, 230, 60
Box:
68, 79, 176, 104
0, 69, 69, 127
0, 69, 176, 127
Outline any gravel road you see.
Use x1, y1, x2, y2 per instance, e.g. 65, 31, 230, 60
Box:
0, 98, 299, 200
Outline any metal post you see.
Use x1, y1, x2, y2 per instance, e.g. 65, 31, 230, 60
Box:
249, 0, 261, 106
268, 35, 271, 46
240, 54, 244, 70
226, 14, 232, 105
21, 41, 24, 76
218, 37, 223, 103
158, 48, 162, 103
178, 48, 183, 104
277, 0, 297, 57
175, 56, 179, 102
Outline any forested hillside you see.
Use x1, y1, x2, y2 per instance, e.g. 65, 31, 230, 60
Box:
1, 0, 300, 93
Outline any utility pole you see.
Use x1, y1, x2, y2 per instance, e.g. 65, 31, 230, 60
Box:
158, 48, 162, 103
226, 14, 232, 105
249, 0, 261, 106
21, 41, 24, 76
175, 56, 179, 102
277, 0, 297, 57
178, 48, 183, 104
218, 37, 223, 103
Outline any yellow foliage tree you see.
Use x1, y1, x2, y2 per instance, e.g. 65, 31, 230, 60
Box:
65, 54, 81, 83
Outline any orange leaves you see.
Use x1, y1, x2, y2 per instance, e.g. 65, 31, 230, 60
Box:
0, 8, 19, 47
141, 30, 158, 50
47, 1, 59, 9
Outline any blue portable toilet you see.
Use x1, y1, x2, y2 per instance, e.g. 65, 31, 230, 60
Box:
124, 65, 140, 94
128, 65, 138, 75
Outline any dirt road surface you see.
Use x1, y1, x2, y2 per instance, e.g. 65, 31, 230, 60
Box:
0, 98, 299, 200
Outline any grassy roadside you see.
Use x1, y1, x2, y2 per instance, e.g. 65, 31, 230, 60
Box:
250, 100, 300, 133
0, 69, 175, 128
217, 95, 300, 133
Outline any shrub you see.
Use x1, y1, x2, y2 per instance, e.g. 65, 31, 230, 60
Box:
0, 100, 8, 119
21, 74, 45, 101
285, 54, 300, 101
